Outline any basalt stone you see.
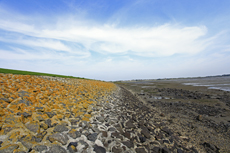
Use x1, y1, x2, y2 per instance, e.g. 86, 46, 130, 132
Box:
177, 148, 183, 153
151, 147, 161, 153
93, 145, 106, 153
123, 131, 131, 139
18, 99, 32, 106
22, 112, 31, 118
141, 126, 151, 138
203, 142, 220, 152
96, 116, 104, 123
67, 142, 78, 153
122, 141, 134, 148
0, 144, 19, 153
45, 119, 52, 127
46, 112, 56, 118
35, 107, 44, 112
40, 123, 48, 130
135, 148, 147, 153
46, 145, 67, 153
68, 130, 81, 139
87, 133, 98, 142
48, 133, 69, 145
79, 121, 88, 128
53, 125, 68, 132
163, 140, 170, 144
101, 131, 108, 137
111, 132, 122, 139
0, 98, 10, 103
69, 119, 79, 125
108, 127, 116, 131
112, 146, 123, 153
25, 122, 40, 133
139, 136, 146, 143
33, 145, 47, 152
78, 140, 88, 150
161, 127, 173, 136
162, 147, 170, 153
125, 120, 136, 129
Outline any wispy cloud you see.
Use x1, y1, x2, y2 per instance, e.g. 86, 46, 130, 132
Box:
0, 10, 212, 58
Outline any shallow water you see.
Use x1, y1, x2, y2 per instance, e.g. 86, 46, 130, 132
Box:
181, 76, 230, 91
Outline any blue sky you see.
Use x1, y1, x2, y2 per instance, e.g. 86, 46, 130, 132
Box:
0, 0, 230, 81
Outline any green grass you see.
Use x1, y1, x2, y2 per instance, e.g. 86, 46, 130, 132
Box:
0, 68, 88, 79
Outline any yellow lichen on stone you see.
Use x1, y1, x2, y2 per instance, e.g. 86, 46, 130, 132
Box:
0, 73, 117, 149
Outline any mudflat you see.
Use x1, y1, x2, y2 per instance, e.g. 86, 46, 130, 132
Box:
117, 77, 230, 152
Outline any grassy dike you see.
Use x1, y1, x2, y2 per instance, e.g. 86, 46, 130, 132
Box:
0, 68, 87, 80
0, 68, 117, 152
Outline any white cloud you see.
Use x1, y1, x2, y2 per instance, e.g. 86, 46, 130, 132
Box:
0, 36, 71, 52
0, 7, 211, 58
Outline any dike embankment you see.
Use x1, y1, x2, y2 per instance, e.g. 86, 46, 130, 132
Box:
0, 74, 229, 153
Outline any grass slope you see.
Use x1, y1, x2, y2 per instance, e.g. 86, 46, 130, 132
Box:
0, 68, 87, 79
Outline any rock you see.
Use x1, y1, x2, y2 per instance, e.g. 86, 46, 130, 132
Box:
87, 133, 98, 142
36, 131, 47, 140
177, 148, 183, 153
48, 133, 69, 145
135, 148, 147, 153
68, 129, 81, 139
161, 127, 173, 136
46, 145, 67, 153
18, 99, 32, 106
123, 131, 131, 139
112, 146, 122, 153
33, 145, 47, 152
125, 120, 136, 129
0, 98, 10, 103
35, 107, 44, 112
25, 122, 40, 133
0, 144, 19, 153
162, 147, 170, 153
45, 119, 52, 127
108, 127, 116, 131
22, 112, 31, 118
79, 121, 88, 128
93, 145, 106, 153
96, 116, 104, 122
101, 131, 108, 137
67, 142, 78, 153
141, 126, 151, 138
151, 147, 161, 153
40, 123, 49, 130
46, 112, 56, 118
19, 135, 36, 149
69, 119, 79, 125
53, 125, 69, 132
139, 136, 146, 143
78, 140, 88, 150
203, 142, 220, 152
122, 141, 134, 148
163, 140, 170, 144
197, 115, 203, 121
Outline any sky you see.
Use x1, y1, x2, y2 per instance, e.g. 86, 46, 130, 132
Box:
0, 0, 230, 81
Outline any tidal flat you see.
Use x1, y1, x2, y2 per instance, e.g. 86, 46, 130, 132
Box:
117, 76, 230, 152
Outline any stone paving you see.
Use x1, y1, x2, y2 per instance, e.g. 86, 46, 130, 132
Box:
0, 74, 222, 153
